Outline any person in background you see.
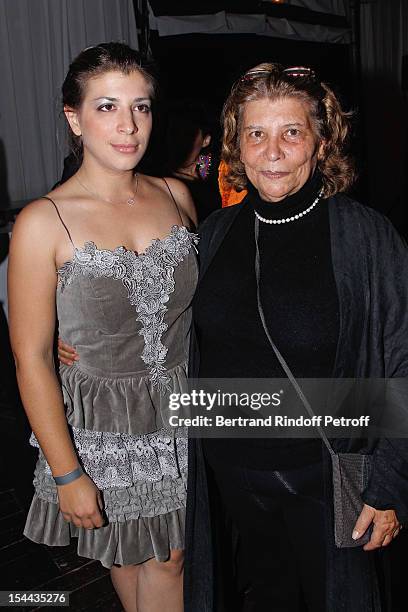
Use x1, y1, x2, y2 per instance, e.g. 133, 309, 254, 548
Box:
163, 102, 222, 223
8, 42, 197, 612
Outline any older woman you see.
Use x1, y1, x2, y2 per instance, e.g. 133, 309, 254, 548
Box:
184, 64, 408, 611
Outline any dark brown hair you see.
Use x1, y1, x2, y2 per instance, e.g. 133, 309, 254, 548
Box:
62, 42, 157, 157
222, 62, 356, 197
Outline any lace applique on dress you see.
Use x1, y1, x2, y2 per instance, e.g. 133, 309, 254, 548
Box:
30, 427, 188, 490
58, 226, 198, 390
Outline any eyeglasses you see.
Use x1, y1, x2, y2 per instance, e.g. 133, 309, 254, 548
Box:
240, 66, 316, 82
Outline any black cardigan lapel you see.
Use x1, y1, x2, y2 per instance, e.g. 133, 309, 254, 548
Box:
328, 194, 369, 378
198, 201, 246, 284
188, 201, 246, 380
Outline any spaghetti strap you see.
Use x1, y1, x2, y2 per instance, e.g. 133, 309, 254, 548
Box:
42, 196, 75, 248
162, 178, 184, 226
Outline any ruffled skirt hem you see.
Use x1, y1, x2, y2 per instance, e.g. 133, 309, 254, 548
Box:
24, 495, 185, 569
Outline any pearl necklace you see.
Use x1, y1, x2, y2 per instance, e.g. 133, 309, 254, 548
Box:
254, 189, 324, 225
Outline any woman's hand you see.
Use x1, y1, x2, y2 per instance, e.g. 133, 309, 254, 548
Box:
353, 503, 402, 550
57, 472, 104, 529
58, 338, 79, 366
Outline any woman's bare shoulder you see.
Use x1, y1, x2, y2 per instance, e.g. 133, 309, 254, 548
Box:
141, 174, 190, 201
14, 196, 59, 229
162, 176, 191, 199
139, 174, 197, 227
162, 176, 198, 227
9, 198, 61, 262
11, 182, 80, 247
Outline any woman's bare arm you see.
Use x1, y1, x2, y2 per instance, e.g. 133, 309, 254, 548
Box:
8, 201, 103, 528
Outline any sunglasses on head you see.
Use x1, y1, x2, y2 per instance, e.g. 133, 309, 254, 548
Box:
241, 66, 316, 82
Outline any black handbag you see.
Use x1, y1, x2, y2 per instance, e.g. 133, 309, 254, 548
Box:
254, 216, 373, 548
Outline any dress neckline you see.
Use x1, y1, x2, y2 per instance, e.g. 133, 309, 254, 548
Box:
56, 224, 194, 275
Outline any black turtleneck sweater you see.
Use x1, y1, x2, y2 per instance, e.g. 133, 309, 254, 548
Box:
194, 172, 340, 469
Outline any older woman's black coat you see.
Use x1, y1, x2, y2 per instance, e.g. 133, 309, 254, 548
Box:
184, 194, 408, 612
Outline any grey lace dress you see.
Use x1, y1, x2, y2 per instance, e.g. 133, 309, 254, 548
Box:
24, 197, 198, 569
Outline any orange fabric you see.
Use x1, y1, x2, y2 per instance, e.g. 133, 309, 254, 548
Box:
218, 160, 247, 208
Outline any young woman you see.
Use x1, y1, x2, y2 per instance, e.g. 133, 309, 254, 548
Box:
8, 43, 197, 612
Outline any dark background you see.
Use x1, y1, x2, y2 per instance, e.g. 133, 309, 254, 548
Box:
1, 1, 407, 609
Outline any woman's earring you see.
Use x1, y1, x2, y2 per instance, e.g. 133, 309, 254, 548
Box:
197, 152, 212, 179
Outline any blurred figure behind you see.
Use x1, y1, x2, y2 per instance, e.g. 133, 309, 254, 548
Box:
163, 101, 222, 224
